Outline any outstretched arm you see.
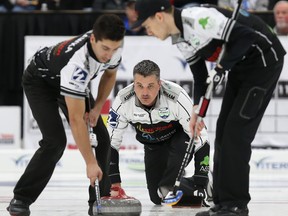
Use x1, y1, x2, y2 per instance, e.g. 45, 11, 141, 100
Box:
65, 96, 103, 185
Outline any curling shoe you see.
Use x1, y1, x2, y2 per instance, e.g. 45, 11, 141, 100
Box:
196, 205, 249, 216
7, 199, 30, 216
214, 206, 249, 216
88, 202, 93, 216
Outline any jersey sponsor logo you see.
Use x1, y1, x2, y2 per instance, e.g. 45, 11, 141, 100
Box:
200, 156, 210, 166
123, 91, 135, 101
198, 16, 215, 30
136, 123, 173, 134
183, 18, 194, 28
108, 109, 120, 128
163, 90, 175, 100
176, 42, 196, 54
141, 129, 176, 142
133, 113, 146, 117
142, 133, 156, 141
199, 17, 209, 29
158, 107, 170, 119
72, 67, 88, 84
188, 36, 200, 47
200, 166, 210, 172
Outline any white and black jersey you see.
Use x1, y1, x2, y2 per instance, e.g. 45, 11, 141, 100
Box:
27, 30, 122, 99
172, 6, 286, 104
108, 80, 209, 184
108, 80, 209, 150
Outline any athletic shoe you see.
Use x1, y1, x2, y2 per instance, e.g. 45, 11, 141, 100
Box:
7, 199, 30, 216
214, 206, 249, 216
88, 202, 93, 216
196, 205, 249, 216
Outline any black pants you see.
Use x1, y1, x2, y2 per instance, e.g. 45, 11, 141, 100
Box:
14, 69, 111, 205
212, 59, 284, 208
144, 128, 210, 204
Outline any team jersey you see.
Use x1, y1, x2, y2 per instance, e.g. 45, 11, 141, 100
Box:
107, 80, 209, 151
26, 30, 122, 99
172, 6, 286, 104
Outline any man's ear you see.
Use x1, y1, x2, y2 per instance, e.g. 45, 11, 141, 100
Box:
90, 33, 96, 43
155, 12, 164, 22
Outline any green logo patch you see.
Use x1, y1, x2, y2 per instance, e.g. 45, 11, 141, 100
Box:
200, 156, 210, 166
199, 17, 209, 29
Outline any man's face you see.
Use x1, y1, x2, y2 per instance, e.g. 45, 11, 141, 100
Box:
134, 74, 161, 107
274, 3, 288, 29
90, 34, 122, 63
125, 3, 138, 22
142, 13, 170, 40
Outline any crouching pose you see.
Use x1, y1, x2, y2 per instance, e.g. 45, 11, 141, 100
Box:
107, 60, 211, 206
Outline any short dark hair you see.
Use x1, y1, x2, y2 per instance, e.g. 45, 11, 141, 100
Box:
125, 0, 136, 8
93, 14, 126, 42
133, 60, 160, 80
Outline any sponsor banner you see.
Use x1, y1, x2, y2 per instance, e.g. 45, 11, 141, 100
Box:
250, 149, 288, 174
1, 149, 288, 186
0, 149, 85, 174
0, 149, 145, 177
0, 106, 21, 149
23, 36, 288, 149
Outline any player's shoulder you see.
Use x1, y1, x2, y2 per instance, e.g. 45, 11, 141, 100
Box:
182, 6, 220, 19
182, 6, 208, 16
66, 31, 91, 51
161, 80, 184, 102
117, 83, 135, 103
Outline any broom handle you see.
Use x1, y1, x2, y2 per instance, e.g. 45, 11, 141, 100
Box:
95, 178, 102, 214
86, 88, 102, 214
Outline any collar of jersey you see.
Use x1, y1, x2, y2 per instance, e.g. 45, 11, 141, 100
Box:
172, 8, 185, 45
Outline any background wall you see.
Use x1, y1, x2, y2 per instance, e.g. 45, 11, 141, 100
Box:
22, 35, 288, 149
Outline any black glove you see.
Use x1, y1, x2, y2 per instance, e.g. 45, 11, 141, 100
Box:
206, 67, 225, 91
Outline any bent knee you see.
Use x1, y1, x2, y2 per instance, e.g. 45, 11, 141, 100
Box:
39, 133, 67, 153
